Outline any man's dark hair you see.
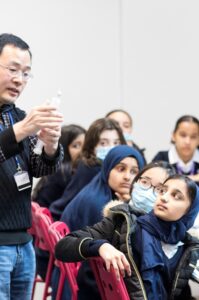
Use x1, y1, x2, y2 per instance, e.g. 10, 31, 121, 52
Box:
0, 33, 32, 58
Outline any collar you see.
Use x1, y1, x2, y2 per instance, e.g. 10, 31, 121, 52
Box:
161, 241, 184, 259
168, 144, 199, 172
0, 104, 15, 113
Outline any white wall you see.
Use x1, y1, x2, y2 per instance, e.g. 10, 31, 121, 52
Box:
0, 0, 198, 162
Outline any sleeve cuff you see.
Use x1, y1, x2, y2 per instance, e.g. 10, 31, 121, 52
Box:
81, 238, 109, 258
41, 143, 63, 165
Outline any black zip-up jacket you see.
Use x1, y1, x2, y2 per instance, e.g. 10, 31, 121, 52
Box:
55, 202, 199, 300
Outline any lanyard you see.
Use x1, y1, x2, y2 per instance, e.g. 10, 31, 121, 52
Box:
2, 112, 22, 172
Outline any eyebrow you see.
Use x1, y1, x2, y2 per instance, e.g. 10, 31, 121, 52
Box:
141, 176, 151, 180
117, 162, 138, 168
9, 61, 31, 70
99, 138, 120, 141
173, 188, 184, 196
164, 185, 185, 196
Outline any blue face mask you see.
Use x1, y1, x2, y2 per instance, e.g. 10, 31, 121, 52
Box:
130, 182, 156, 213
123, 132, 133, 142
96, 146, 114, 161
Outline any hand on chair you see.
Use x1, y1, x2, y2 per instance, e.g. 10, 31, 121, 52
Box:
98, 243, 131, 280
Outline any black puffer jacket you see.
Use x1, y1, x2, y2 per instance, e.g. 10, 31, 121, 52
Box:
55, 201, 199, 300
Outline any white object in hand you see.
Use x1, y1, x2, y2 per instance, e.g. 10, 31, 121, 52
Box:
33, 91, 62, 155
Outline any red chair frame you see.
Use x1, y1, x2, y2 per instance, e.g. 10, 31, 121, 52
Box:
90, 257, 130, 300
48, 221, 80, 300
31, 204, 54, 300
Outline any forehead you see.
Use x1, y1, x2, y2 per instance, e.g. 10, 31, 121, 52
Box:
99, 129, 119, 139
118, 156, 138, 167
164, 179, 188, 195
0, 44, 31, 67
108, 112, 132, 125
142, 167, 167, 183
175, 121, 199, 135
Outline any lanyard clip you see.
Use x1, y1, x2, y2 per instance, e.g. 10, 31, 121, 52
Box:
16, 165, 22, 173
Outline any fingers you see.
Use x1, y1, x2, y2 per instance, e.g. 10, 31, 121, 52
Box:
39, 127, 61, 145
22, 105, 63, 136
99, 243, 131, 281
121, 253, 132, 277
111, 259, 121, 280
115, 192, 131, 202
111, 253, 131, 280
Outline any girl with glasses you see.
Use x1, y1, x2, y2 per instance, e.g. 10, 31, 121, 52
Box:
53, 161, 174, 299
55, 174, 199, 300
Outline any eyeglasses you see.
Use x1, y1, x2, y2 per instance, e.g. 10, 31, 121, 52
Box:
0, 63, 33, 81
138, 176, 166, 195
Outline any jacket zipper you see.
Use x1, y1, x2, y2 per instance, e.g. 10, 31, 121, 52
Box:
112, 210, 148, 300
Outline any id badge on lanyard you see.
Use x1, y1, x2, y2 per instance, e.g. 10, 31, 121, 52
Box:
14, 169, 31, 191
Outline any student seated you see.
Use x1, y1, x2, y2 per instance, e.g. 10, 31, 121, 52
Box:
152, 115, 199, 185
49, 117, 126, 220
55, 174, 199, 300
106, 109, 146, 164
32, 124, 86, 207
52, 144, 144, 299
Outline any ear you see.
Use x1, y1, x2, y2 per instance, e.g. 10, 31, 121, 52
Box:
171, 133, 176, 144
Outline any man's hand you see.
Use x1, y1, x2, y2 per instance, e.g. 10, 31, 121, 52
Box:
13, 105, 63, 142
98, 243, 131, 280
38, 126, 61, 157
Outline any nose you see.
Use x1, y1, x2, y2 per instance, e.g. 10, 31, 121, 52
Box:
161, 193, 169, 203
12, 72, 24, 84
184, 136, 191, 144
124, 170, 132, 181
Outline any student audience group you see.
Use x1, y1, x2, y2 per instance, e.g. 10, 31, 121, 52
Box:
34, 109, 199, 300
0, 33, 198, 300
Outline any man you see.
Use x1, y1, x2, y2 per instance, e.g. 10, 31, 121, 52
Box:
0, 33, 63, 299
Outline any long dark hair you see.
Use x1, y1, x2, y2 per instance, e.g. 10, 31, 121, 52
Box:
77, 118, 126, 167
60, 124, 86, 163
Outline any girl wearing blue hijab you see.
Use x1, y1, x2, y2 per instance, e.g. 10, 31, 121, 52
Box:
52, 145, 144, 300
55, 174, 199, 300
60, 144, 144, 231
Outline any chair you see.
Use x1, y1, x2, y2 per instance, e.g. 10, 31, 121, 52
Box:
31, 205, 54, 300
48, 221, 80, 300
30, 202, 43, 300
28, 201, 41, 237
89, 257, 130, 300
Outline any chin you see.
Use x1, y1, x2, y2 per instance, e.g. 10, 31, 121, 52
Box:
1, 98, 16, 104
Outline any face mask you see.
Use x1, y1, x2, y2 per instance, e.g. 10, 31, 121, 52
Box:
130, 182, 156, 213
96, 146, 114, 161
123, 132, 133, 142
